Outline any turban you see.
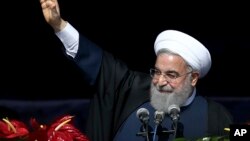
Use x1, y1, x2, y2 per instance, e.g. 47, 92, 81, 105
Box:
154, 30, 211, 78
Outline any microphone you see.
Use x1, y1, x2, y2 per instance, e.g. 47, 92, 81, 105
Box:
167, 104, 180, 123
154, 111, 165, 125
167, 104, 180, 138
136, 108, 150, 141
136, 108, 150, 125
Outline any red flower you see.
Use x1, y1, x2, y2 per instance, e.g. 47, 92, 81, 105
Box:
46, 115, 89, 141
0, 115, 90, 141
29, 115, 89, 141
0, 118, 29, 139
27, 118, 48, 141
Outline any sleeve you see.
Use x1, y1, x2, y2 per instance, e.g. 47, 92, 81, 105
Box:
73, 35, 103, 86
55, 22, 79, 58
55, 22, 103, 86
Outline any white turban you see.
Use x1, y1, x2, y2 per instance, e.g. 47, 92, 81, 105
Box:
154, 30, 211, 78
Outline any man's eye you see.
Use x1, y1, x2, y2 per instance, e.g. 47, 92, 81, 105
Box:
166, 73, 177, 79
155, 71, 161, 75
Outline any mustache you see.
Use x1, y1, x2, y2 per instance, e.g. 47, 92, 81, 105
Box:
155, 84, 173, 92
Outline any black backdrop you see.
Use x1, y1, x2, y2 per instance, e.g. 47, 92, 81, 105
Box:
1, 1, 250, 100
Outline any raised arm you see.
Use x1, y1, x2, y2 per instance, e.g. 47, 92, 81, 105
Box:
39, 0, 103, 85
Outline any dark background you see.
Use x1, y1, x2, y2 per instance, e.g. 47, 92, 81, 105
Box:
1, 1, 250, 100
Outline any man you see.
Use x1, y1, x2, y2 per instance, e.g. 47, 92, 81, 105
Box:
39, 0, 233, 141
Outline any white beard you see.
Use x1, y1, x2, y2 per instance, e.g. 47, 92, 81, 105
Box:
150, 76, 193, 113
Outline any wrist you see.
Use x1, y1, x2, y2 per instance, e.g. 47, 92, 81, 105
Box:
53, 19, 67, 32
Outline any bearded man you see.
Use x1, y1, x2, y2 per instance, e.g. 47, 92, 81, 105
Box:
39, 0, 233, 140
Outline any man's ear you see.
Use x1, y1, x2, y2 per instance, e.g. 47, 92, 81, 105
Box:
191, 72, 199, 86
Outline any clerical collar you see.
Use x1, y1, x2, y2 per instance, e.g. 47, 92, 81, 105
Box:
181, 88, 196, 107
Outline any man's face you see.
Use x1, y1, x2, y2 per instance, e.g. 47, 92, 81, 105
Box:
150, 53, 194, 112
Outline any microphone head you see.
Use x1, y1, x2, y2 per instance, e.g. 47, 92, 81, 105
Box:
167, 104, 180, 122
136, 108, 149, 119
136, 108, 150, 124
154, 111, 165, 125
167, 104, 180, 115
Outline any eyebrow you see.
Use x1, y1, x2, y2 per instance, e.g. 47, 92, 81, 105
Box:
154, 67, 179, 74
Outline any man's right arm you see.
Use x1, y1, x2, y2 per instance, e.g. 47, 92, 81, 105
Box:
39, 0, 102, 85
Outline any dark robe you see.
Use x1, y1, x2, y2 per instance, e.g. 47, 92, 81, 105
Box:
73, 35, 233, 141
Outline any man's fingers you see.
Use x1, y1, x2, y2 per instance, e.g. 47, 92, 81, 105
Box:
41, 0, 56, 9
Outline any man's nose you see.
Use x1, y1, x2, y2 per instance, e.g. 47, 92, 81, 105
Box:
157, 75, 168, 86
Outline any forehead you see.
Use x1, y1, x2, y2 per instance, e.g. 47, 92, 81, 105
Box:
155, 53, 187, 71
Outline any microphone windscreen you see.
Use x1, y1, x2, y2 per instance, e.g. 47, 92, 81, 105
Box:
154, 111, 165, 125
154, 111, 165, 120
136, 108, 149, 119
167, 104, 180, 115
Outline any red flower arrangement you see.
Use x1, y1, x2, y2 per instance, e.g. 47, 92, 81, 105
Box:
0, 115, 90, 141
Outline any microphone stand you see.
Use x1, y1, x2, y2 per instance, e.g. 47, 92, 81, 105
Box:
172, 120, 178, 139
136, 119, 150, 141
137, 121, 176, 141
171, 114, 179, 140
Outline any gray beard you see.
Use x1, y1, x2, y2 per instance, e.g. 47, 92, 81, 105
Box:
150, 77, 193, 113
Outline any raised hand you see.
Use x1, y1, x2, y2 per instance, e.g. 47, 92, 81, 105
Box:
39, 0, 67, 32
